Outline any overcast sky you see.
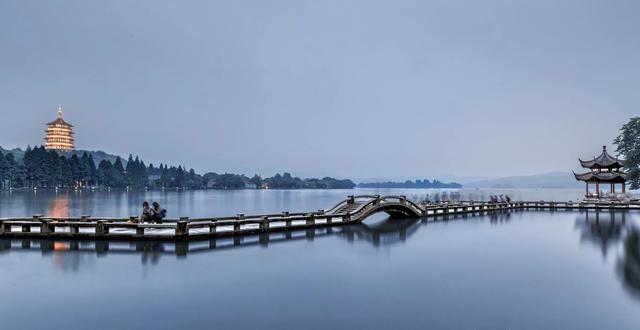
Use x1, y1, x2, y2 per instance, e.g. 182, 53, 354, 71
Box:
1, 0, 638, 181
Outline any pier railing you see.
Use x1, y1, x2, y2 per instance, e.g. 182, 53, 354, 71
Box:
2, 197, 640, 241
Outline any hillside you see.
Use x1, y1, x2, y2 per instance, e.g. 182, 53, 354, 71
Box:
464, 172, 582, 189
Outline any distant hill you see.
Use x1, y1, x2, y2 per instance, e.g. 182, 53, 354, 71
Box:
67, 149, 124, 166
0, 146, 125, 166
0, 146, 25, 160
358, 179, 462, 189
464, 172, 581, 189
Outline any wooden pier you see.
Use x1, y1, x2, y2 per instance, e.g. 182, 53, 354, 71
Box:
1, 195, 639, 241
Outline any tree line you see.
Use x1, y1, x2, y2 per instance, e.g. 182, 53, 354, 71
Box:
0, 146, 355, 190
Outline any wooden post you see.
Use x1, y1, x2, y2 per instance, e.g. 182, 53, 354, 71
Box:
96, 220, 108, 236
347, 195, 355, 204
209, 223, 217, 234
585, 182, 589, 197
260, 216, 269, 230
176, 217, 189, 237
623, 183, 626, 193
234, 222, 241, 231
136, 225, 144, 236
326, 216, 333, 224
0, 220, 5, 234
70, 224, 79, 234
611, 183, 615, 193
24, 215, 39, 233
306, 214, 315, 225
282, 211, 289, 218
596, 182, 600, 198
81, 215, 91, 222
342, 213, 350, 223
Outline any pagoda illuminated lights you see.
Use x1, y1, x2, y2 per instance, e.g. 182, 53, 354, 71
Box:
44, 106, 75, 152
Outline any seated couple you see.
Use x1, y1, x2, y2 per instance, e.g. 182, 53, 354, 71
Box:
139, 201, 167, 224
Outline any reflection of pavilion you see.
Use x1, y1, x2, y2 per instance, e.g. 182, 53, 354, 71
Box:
575, 210, 627, 258
617, 227, 640, 300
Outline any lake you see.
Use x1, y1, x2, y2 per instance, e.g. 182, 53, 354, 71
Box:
1, 188, 639, 329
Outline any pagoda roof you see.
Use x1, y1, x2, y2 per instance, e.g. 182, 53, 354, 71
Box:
46, 117, 73, 127
579, 146, 623, 168
573, 171, 627, 183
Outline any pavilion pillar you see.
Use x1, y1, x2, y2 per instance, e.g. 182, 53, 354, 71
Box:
611, 183, 615, 193
622, 183, 626, 193
585, 182, 589, 197
595, 182, 600, 198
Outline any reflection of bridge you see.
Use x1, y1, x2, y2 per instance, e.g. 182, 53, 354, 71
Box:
0, 217, 426, 263
2, 195, 640, 241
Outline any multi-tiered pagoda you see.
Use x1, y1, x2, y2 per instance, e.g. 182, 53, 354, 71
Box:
44, 106, 75, 152
574, 146, 626, 198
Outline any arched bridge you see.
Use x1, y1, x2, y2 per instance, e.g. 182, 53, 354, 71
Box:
325, 195, 424, 222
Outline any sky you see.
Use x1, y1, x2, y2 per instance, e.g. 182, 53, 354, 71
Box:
1, 0, 639, 181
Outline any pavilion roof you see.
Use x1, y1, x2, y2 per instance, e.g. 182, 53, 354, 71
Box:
573, 171, 627, 183
579, 146, 623, 168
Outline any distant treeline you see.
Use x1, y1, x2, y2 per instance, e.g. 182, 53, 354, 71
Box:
0, 146, 355, 190
357, 179, 462, 189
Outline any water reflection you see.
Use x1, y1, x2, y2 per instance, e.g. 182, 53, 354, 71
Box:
339, 218, 422, 247
48, 195, 71, 218
575, 210, 627, 258
0, 215, 434, 267
618, 226, 640, 300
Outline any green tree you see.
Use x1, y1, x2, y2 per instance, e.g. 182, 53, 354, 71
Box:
614, 117, 640, 189
0, 150, 8, 189
112, 157, 126, 187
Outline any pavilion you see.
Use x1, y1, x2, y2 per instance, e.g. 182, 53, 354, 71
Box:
574, 146, 626, 198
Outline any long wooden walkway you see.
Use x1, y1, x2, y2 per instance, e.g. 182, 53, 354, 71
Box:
1, 195, 638, 241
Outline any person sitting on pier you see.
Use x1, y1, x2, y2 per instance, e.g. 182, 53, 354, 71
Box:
151, 202, 167, 224
138, 201, 156, 223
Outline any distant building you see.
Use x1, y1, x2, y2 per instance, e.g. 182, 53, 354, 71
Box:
44, 106, 75, 152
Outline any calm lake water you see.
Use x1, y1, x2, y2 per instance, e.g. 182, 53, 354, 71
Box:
2, 188, 640, 329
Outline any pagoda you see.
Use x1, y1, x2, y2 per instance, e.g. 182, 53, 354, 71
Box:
574, 146, 626, 198
44, 106, 75, 152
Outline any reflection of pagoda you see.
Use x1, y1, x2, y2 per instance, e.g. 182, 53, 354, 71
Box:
44, 106, 75, 152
